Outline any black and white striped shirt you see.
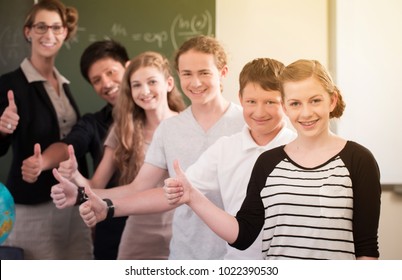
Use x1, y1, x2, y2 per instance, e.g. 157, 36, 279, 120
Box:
232, 141, 381, 260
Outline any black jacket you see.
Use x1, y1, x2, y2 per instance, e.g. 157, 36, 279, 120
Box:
0, 67, 88, 204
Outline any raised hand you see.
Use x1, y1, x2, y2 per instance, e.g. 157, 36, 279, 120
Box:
79, 186, 107, 227
21, 143, 43, 183
57, 145, 78, 181
50, 168, 79, 209
0, 90, 20, 134
163, 160, 191, 205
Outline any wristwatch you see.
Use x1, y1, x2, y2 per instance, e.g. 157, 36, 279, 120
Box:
74, 186, 88, 206
103, 198, 115, 220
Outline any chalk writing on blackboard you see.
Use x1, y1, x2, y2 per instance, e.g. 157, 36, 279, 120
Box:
144, 32, 168, 49
61, 10, 213, 50
170, 10, 213, 49
111, 24, 127, 37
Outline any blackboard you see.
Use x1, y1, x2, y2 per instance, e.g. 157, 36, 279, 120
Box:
0, 0, 32, 75
0, 0, 33, 183
0, 0, 215, 182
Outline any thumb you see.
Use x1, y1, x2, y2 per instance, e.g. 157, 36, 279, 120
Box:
84, 185, 95, 200
173, 159, 185, 177
52, 168, 65, 184
7, 90, 17, 113
67, 145, 76, 161
34, 143, 41, 158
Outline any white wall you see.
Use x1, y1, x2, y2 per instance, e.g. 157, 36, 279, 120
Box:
216, 0, 328, 103
333, 0, 402, 260
335, 0, 402, 185
216, 0, 402, 260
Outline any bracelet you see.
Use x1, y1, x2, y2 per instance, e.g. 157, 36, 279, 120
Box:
74, 186, 88, 206
103, 198, 114, 220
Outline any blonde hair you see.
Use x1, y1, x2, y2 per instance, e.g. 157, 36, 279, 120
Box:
113, 51, 185, 184
280, 59, 346, 118
24, 0, 78, 41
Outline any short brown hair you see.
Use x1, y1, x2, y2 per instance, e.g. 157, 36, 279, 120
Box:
239, 58, 284, 98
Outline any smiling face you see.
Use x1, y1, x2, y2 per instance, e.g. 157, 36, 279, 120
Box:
130, 66, 173, 112
177, 50, 227, 105
87, 57, 126, 106
240, 82, 285, 145
282, 76, 337, 139
25, 10, 67, 59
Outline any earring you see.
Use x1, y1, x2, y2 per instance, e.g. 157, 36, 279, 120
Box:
27, 37, 32, 42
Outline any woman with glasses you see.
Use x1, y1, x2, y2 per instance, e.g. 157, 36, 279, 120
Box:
0, 0, 93, 259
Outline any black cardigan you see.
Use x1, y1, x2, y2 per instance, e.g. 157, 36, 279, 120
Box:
0, 67, 88, 204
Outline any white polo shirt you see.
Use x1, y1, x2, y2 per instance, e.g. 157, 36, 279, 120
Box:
185, 124, 296, 259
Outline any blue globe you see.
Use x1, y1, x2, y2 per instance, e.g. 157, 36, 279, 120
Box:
0, 182, 15, 245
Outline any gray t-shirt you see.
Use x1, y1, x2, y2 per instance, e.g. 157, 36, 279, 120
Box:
145, 102, 244, 259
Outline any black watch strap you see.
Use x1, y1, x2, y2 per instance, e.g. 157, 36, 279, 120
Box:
103, 198, 114, 220
74, 186, 88, 206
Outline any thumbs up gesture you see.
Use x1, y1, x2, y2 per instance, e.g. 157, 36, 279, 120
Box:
79, 186, 108, 227
57, 145, 78, 181
0, 90, 20, 134
51, 168, 79, 209
21, 143, 43, 183
163, 160, 191, 205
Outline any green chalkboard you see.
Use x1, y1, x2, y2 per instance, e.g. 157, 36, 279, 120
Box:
0, 0, 32, 75
0, 0, 215, 182
0, 0, 33, 183
57, 0, 216, 114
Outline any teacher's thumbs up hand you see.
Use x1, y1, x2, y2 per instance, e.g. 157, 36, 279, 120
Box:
0, 90, 20, 134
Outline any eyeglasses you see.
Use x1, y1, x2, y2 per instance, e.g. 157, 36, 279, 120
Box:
31, 23, 65, 35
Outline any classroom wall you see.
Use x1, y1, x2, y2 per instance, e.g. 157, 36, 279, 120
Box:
216, 0, 328, 103
333, 0, 402, 186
